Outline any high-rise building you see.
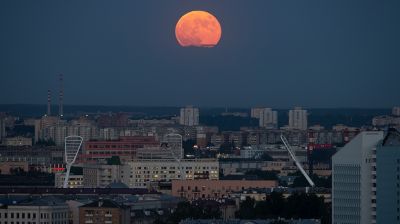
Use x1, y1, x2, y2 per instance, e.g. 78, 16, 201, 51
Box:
288, 107, 308, 130
179, 106, 199, 126
250, 107, 264, 119
0, 117, 5, 142
259, 108, 278, 129
375, 129, 400, 224
393, 107, 400, 116
332, 131, 383, 224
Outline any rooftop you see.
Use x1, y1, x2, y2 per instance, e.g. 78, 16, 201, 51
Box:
80, 199, 126, 209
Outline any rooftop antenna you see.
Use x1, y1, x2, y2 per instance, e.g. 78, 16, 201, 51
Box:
59, 74, 64, 118
63, 136, 83, 188
47, 89, 51, 116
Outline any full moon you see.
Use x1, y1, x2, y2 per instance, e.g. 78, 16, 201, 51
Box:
175, 11, 222, 47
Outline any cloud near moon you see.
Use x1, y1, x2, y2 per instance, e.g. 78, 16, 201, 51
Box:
175, 11, 222, 47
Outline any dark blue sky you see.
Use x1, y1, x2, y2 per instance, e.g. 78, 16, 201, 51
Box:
0, 0, 399, 108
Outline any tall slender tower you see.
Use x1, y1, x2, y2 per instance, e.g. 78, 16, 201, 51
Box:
47, 89, 51, 116
59, 74, 64, 117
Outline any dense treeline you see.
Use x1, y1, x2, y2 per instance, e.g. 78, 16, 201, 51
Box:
156, 201, 221, 224
236, 192, 331, 224
156, 192, 330, 224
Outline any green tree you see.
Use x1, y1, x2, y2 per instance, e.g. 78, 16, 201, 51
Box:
107, 156, 121, 165
235, 197, 256, 219
245, 169, 278, 180
166, 201, 221, 224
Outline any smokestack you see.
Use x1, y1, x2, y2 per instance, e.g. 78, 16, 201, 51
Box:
47, 89, 51, 116
59, 74, 64, 117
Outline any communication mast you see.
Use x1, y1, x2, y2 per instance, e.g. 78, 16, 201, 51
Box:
280, 134, 315, 187
47, 89, 51, 116
59, 74, 64, 117
63, 136, 83, 188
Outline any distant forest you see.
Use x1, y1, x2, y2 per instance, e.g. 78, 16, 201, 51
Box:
0, 104, 390, 131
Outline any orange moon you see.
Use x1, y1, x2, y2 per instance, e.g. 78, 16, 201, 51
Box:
175, 11, 222, 47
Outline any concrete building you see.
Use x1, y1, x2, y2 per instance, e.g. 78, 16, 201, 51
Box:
122, 159, 219, 188
3, 136, 32, 146
171, 179, 278, 200
0, 117, 5, 143
79, 199, 130, 224
0, 161, 29, 174
83, 164, 122, 188
239, 146, 266, 159
375, 129, 400, 224
332, 131, 383, 224
289, 107, 308, 130
55, 172, 84, 188
179, 106, 199, 126
393, 107, 400, 116
163, 133, 183, 159
81, 136, 159, 163
35, 116, 99, 147
0, 146, 64, 169
259, 108, 278, 129
0, 196, 69, 224
34, 115, 59, 143
372, 115, 400, 127
250, 107, 264, 119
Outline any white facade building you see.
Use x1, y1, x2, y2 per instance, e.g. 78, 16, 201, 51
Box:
83, 164, 122, 188
0, 197, 69, 224
122, 158, 219, 188
259, 108, 278, 129
0, 117, 6, 142
251, 107, 264, 119
3, 136, 32, 146
55, 173, 83, 188
40, 123, 98, 146
288, 107, 308, 130
393, 107, 400, 116
332, 131, 383, 224
179, 106, 199, 126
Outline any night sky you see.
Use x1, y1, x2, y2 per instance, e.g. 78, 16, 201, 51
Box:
0, 0, 399, 108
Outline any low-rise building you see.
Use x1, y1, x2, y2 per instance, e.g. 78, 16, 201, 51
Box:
122, 159, 219, 188
81, 136, 159, 163
0, 161, 29, 174
79, 199, 130, 224
0, 196, 69, 224
55, 172, 84, 188
3, 136, 32, 146
83, 164, 122, 188
171, 179, 278, 200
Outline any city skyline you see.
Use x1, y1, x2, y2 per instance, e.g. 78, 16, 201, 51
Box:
1, 0, 399, 108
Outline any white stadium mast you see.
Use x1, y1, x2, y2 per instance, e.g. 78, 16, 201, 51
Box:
280, 134, 315, 188
63, 136, 83, 188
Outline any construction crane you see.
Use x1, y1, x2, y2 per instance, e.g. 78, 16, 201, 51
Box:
280, 134, 315, 187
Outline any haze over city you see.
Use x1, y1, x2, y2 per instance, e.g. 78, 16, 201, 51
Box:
1, 0, 399, 107
1, 1, 400, 224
